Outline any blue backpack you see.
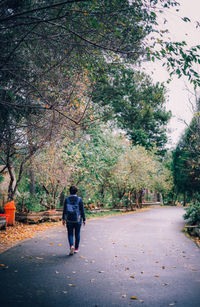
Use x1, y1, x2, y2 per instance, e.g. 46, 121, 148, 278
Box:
65, 197, 81, 223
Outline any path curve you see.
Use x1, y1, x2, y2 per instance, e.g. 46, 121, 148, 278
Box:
0, 207, 199, 307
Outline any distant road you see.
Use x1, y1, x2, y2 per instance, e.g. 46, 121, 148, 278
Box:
0, 207, 199, 307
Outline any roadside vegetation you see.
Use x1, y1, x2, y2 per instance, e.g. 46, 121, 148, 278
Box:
0, 1, 199, 232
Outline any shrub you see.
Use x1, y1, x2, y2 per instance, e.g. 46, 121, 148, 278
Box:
184, 203, 200, 226
16, 193, 46, 212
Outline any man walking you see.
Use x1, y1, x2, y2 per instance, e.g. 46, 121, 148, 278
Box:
62, 186, 86, 255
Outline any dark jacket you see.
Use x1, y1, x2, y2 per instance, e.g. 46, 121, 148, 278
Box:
62, 195, 86, 222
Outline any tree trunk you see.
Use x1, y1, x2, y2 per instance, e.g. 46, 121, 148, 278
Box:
29, 167, 35, 195
7, 164, 15, 201
135, 191, 140, 209
138, 190, 143, 208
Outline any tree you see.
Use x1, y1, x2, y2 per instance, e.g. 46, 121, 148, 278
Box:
32, 141, 72, 209
63, 125, 126, 206
1, 0, 199, 201
0, 0, 154, 200
172, 98, 200, 203
92, 66, 171, 154
111, 145, 172, 207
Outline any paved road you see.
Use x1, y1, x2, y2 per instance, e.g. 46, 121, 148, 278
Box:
0, 207, 199, 307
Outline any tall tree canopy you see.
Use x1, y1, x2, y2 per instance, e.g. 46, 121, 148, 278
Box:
92, 66, 171, 154
172, 99, 200, 202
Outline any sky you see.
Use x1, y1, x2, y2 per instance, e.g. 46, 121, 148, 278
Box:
142, 0, 200, 148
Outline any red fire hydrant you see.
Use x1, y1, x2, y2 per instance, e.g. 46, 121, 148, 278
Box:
4, 201, 16, 226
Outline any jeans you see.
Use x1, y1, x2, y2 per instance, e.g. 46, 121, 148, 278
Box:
66, 222, 82, 249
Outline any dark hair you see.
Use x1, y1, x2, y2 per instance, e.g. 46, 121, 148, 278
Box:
69, 185, 78, 195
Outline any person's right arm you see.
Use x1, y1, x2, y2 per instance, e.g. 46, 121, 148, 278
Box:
62, 199, 67, 225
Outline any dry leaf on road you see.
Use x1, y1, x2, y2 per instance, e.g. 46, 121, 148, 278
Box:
130, 296, 138, 300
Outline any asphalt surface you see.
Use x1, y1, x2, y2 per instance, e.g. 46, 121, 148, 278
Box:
0, 207, 199, 307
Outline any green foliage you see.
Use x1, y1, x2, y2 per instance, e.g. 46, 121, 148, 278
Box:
92, 66, 171, 154
85, 210, 127, 219
184, 203, 200, 226
63, 125, 172, 208
63, 125, 126, 206
0, 174, 4, 184
172, 99, 200, 202
16, 193, 45, 212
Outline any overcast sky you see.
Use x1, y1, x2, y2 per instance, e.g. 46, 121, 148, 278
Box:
142, 0, 200, 148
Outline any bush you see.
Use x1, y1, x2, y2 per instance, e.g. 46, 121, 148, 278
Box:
184, 203, 200, 226
16, 193, 46, 212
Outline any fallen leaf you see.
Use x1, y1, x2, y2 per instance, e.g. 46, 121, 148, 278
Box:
0, 264, 5, 267
79, 255, 84, 258
98, 248, 103, 250
155, 261, 159, 263
130, 296, 138, 300
124, 245, 127, 248
58, 244, 62, 246
154, 275, 159, 277
162, 266, 165, 269
130, 275, 135, 278
162, 283, 170, 286
49, 243, 53, 245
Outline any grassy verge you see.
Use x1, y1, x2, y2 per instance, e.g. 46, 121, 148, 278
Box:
85, 208, 150, 220
85, 210, 126, 219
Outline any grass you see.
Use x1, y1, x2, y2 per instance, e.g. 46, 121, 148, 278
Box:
85, 210, 126, 219
85, 207, 151, 220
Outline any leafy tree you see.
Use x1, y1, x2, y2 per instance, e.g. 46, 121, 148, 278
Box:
111, 145, 172, 207
63, 125, 126, 206
172, 99, 200, 203
1, 0, 199, 202
31, 141, 72, 209
0, 0, 155, 200
92, 66, 171, 154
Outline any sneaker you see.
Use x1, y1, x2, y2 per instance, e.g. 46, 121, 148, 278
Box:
74, 249, 79, 253
69, 245, 74, 255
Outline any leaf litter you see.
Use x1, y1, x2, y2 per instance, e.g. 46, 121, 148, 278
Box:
0, 221, 60, 253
